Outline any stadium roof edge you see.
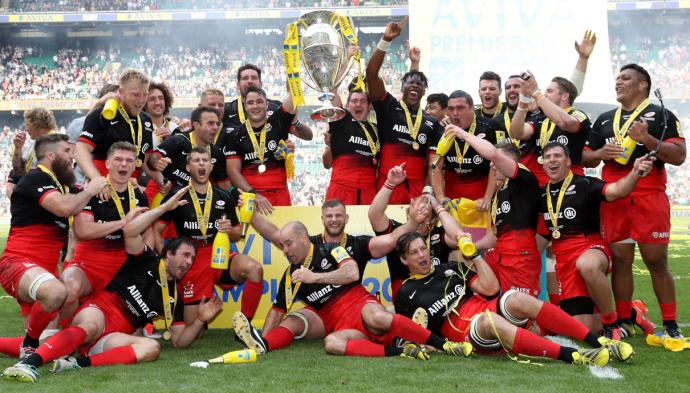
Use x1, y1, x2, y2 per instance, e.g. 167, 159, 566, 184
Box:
0, 6, 409, 24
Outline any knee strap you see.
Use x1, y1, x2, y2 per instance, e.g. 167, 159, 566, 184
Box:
288, 311, 310, 340
29, 272, 56, 301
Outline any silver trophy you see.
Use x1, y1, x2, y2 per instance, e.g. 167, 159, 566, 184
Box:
296, 10, 354, 122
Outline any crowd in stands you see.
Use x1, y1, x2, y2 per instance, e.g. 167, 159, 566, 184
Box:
0, 36, 409, 101
7, 0, 407, 12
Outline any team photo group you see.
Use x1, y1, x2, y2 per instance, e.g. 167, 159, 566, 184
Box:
0, 9, 686, 385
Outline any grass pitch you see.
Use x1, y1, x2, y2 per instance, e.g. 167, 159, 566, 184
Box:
0, 227, 688, 393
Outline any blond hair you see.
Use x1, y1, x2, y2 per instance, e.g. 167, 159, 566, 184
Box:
24, 107, 57, 131
119, 68, 150, 86
200, 88, 224, 102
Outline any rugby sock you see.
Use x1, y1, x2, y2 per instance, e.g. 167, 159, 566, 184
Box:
616, 300, 633, 321
535, 303, 598, 346
34, 326, 87, 364
263, 326, 294, 352
344, 340, 386, 357
659, 302, 676, 323
387, 314, 442, 348
0, 337, 23, 357
600, 311, 618, 328
241, 280, 263, 320
24, 303, 58, 347
89, 345, 138, 367
512, 328, 561, 361
548, 293, 561, 306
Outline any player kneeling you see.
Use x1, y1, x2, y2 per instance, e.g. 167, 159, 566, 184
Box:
394, 232, 634, 367
1, 187, 222, 383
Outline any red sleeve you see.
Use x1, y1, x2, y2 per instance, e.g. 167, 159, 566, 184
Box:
78, 137, 96, 148
37, 189, 59, 205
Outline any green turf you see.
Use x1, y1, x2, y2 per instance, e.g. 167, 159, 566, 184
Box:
0, 226, 688, 392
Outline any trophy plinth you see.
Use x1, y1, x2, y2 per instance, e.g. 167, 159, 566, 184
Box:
310, 91, 346, 122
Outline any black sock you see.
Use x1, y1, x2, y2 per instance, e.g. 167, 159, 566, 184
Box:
663, 320, 678, 329
21, 353, 44, 368
425, 334, 446, 350
584, 332, 601, 348
21, 335, 39, 349
618, 317, 633, 325
557, 346, 577, 363
76, 357, 92, 368
384, 346, 403, 357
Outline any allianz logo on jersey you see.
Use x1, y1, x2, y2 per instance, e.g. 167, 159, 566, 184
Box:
172, 169, 191, 182
127, 285, 150, 315
348, 135, 371, 147
306, 284, 334, 303
542, 207, 577, 220
447, 155, 483, 165
183, 221, 218, 230
428, 284, 464, 317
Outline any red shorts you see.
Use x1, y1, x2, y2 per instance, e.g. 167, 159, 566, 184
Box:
144, 179, 160, 204
0, 255, 58, 314
484, 249, 541, 297
65, 247, 127, 294
317, 286, 384, 343
179, 245, 238, 304
326, 180, 377, 205
390, 278, 404, 302
440, 296, 497, 343
261, 187, 292, 206
76, 291, 136, 356
551, 234, 612, 301
600, 191, 671, 244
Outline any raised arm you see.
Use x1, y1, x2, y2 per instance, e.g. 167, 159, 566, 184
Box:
365, 18, 406, 101
446, 125, 518, 178
250, 212, 282, 247
571, 30, 596, 94
368, 163, 406, 232
522, 72, 580, 133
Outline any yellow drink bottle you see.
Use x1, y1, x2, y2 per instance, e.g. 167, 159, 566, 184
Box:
102, 98, 119, 120
211, 215, 230, 270
614, 136, 637, 165
208, 349, 257, 364
239, 193, 256, 238
431, 132, 455, 169
458, 235, 477, 257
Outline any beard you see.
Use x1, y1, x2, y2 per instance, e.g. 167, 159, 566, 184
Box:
53, 157, 76, 187
324, 223, 344, 238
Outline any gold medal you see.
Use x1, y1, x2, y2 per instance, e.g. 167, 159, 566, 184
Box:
552, 230, 561, 239
136, 158, 143, 167
412, 142, 420, 150
163, 330, 172, 341
258, 164, 266, 173
372, 157, 377, 165
546, 171, 573, 243
538, 156, 544, 165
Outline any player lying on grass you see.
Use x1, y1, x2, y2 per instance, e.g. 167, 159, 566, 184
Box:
1, 187, 222, 383
232, 212, 473, 360
393, 231, 634, 366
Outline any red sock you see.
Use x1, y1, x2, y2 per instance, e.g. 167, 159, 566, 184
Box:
0, 337, 23, 357
26, 303, 58, 340
616, 301, 633, 320
263, 326, 294, 352
536, 303, 590, 341
512, 328, 561, 360
600, 311, 617, 326
387, 314, 432, 344
548, 293, 561, 306
344, 339, 385, 357
660, 302, 676, 322
90, 345, 138, 367
241, 280, 263, 320
35, 326, 87, 363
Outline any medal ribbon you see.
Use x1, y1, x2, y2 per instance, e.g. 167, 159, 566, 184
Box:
107, 175, 136, 219
321, 233, 348, 248
188, 180, 213, 237
491, 163, 529, 229
482, 101, 503, 119
613, 99, 650, 143
452, 115, 477, 169
337, 14, 365, 92
357, 120, 379, 157
539, 107, 571, 150
244, 120, 268, 168
213, 122, 224, 145
504, 110, 521, 147
284, 22, 305, 108
116, 105, 143, 166
37, 164, 72, 228
285, 243, 315, 312
546, 170, 573, 236
400, 101, 423, 147
237, 96, 246, 124
158, 258, 177, 337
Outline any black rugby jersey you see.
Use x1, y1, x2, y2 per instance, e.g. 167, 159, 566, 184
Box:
309, 233, 373, 281
328, 111, 379, 163
373, 92, 442, 154
539, 174, 607, 238
529, 109, 591, 166
218, 98, 284, 148
10, 169, 76, 230
154, 133, 228, 187
80, 187, 148, 244
493, 166, 540, 236
80, 107, 154, 163
105, 247, 184, 328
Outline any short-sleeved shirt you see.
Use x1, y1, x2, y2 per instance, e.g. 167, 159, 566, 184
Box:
394, 262, 477, 334
159, 185, 239, 244
79, 187, 149, 248
223, 108, 295, 190
105, 247, 184, 328
373, 92, 442, 155
587, 103, 684, 195
539, 174, 608, 238
309, 233, 373, 280
218, 98, 283, 148
273, 243, 357, 312
528, 109, 591, 166
80, 107, 154, 165
154, 133, 228, 187
493, 165, 540, 239
475, 103, 509, 122
328, 111, 379, 185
